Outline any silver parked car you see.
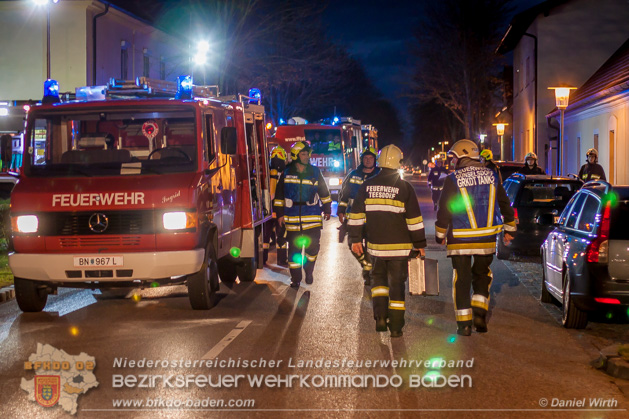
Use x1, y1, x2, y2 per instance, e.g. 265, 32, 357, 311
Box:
540, 181, 629, 328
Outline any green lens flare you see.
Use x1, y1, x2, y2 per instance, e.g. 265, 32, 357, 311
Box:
295, 235, 312, 248
606, 312, 613, 320
292, 254, 306, 266
603, 191, 619, 206
424, 370, 441, 382
428, 357, 444, 369
230, 247, 241, 258
150, 282, 160, 288
447, 335, 457, 344
448, 194, 472, 214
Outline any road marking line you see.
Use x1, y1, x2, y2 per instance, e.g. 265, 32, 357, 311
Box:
201, 320, 252, 359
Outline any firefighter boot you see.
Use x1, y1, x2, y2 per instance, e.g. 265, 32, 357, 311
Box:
473, 307, 488, 333
375, 317, 388, 332
304, 262, 314, 284
388, 309, 405, 338
277, 248, 288, 267
457, 322, 472, 336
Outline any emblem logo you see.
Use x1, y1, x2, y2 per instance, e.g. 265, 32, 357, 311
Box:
34, 376, 60, 408
88, 213, 109, 233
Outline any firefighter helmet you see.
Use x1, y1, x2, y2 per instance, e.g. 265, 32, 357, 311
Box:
480, 149, 493, 161
290, 141, 312, 161
270, 146, 287, 161
525, 152, 538, 161
448, 139, 479, 159
586, 148, 598, 159
377, 145, 403, 170
361, 146, 377, 159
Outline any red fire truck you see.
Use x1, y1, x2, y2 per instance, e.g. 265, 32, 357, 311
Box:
273, 117, 364, 199
9, 77, 272, 312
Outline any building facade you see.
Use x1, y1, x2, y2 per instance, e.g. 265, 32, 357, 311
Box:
0, 0, 184, 101
497, 0, 629, 173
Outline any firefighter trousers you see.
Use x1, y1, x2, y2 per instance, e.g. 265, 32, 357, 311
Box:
450, 255, 493, 327
371, 257, 407, 332
286, 227, 321, 284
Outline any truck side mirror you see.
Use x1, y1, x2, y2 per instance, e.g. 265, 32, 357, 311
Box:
220, 127, 237, 155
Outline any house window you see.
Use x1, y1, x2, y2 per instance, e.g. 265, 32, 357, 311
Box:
143, 48, 150, 77
576, 136, 581, 166
594, 133, 599, 152
526, 56, 531, 86
120, 42, 128, 79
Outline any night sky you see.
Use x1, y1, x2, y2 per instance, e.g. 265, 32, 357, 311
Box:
322, 0, 542, 129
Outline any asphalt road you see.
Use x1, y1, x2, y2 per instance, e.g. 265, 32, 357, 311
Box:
0, 177, 627, 418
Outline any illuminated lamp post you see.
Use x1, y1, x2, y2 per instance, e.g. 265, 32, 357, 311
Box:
548, 87, 576, 175
33, 0, 60, 80
194, 40, 210, 84
438, 141, 449, 153
493, 123, 508, 161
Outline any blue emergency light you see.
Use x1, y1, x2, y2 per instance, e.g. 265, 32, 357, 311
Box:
43, 79, 60, 103
176, 75, 193, 99
279, 118, 285, 125
333, 116, 339, 125
248, 87, 261, 104
333, 160, 340, 168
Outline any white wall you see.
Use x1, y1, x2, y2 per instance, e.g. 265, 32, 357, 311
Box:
512, 0, 629, 171
564, 95, 629, 184
0, 0, 183, 101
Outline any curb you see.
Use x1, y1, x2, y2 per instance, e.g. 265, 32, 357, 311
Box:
593, 344, 629, 380
0, 284, 15, 303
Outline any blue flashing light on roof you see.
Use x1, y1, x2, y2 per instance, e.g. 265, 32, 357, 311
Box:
43, 79, 60, 103
333, 160, 340, 168
333, 116, 339, 125
248, 87, 261, 104
176, 75, 193, 99
279, 118, 285, 125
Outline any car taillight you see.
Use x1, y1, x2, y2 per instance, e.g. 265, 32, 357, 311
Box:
594, 297, 620, 304
586, 201, 611, 263
513, 208, 519, 224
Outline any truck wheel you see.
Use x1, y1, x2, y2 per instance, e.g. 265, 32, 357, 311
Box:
188, 248, 219, 310
237, 258, 257, 282
14, 277, 48, 312
496, 233, 511, 260
561, 270, 588, 329
218, 257, 237, 284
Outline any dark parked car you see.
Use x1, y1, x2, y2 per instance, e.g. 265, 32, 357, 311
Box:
498, 174, 582, 259
540, 181, 629, 328
495, 161, 525, 182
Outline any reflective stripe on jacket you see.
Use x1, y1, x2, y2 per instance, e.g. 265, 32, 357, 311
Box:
337, 166, 381, 214
273, 163, 331, 231
435, 161, 516, 256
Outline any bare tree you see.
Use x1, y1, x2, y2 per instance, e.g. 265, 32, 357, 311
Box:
410, 0, 512, 140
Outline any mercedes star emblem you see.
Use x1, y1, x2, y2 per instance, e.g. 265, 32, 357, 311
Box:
88, 213, 109, 233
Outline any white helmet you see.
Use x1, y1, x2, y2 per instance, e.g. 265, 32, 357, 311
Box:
377, 145, 403, 170
448, 139, 479, 159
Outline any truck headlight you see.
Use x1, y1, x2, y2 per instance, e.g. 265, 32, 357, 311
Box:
13, 215, 39, 233
163, 212, 197, 230
329, 177, 340, 186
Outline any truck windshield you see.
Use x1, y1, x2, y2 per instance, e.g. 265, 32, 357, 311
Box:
24, 107, 197, 177
304, 129, 343, 155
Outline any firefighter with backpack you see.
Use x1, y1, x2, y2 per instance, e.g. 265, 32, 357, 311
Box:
263, 146, 289, 266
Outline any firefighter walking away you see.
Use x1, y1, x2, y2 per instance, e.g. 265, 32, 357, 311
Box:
348, 145, 426, 337
273, 141, 332, 288
427, 157, 448, 210
435, 139, 516, 336
338, 146, 381, 285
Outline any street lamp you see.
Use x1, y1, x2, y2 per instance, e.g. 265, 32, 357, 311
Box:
548, 86, 576, 175
438, 141, 449, 152
193, 40, 210, 84
33, 0, 59, 80
493, 123, 508, 160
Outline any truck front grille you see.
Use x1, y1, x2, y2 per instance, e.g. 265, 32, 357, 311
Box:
58, 236, 142, 248
41, 210, 155, 236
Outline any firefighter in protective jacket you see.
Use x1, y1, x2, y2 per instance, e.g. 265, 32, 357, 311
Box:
263, 146, 288, 266
578, 148, 606, 182
348, 145, 426, 338
337, 146, 381, 285
273, 141, 332, 287
435, 139, 516, 336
